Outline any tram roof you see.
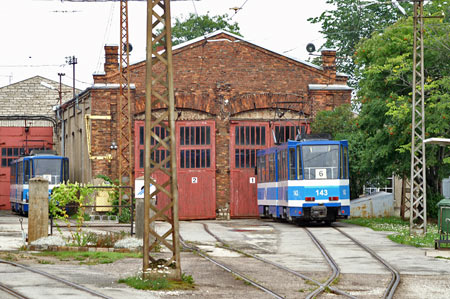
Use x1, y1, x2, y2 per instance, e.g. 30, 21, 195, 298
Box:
12, 154, 66, 164
257, 139, 348, 156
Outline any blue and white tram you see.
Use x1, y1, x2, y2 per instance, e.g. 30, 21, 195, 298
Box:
10, 151, 69, 215
257, 139, 350, 223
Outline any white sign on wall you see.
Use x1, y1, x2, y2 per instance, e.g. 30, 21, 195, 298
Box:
192, 177, 198, 184
135, 178, 156, 199
249, 177, 256, 184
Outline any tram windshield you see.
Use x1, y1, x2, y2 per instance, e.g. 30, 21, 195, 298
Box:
302, 145, 339, 180
34, 159, 62, 184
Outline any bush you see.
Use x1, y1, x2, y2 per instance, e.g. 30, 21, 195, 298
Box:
427, 189, 444, 219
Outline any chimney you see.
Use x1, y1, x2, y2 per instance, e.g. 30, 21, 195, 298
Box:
321, 49, 337, 83
104, 45, 119, 75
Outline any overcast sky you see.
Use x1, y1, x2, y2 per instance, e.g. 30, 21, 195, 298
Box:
0, 0, 330, 89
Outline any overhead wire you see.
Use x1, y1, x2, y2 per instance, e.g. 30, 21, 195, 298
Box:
95, 2, 116, 74
191, 0, 198, 17
231, 0, 250, 19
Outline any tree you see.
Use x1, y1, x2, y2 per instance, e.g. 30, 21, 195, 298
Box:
308, 0, 411, 86
311, 104, 366, 199
158, 13, 241, 46
354, 2, 450, 217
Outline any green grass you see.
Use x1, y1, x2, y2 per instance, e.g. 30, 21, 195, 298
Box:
342, 217, 441, 247
118, 272, 195, 291
32, 251, 142, 265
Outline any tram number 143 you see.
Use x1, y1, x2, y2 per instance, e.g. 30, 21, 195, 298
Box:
315, 189, 328, 196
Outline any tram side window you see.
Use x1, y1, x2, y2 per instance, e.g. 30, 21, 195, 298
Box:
297, 146, 302, 180
289, 148, 296, 180
257, 156, 263, 182
17, 162, 23, 184
268, 154, 275, 182
262, 155, 267, 182
24, 160, 30, 184
277, 152, 282, 181
343, 146, 349, 179
63, 159, 69, 182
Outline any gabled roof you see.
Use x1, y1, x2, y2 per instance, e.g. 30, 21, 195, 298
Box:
170, 30, 323, 71
0, 75, 78, 92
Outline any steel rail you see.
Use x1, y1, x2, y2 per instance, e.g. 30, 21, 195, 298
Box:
202, 223, 356, 299
333, 227, 400, 299
302, 227, 341, 299
180, 238, 284, 299
0, 282, 29, 299
0, 259, 112, 299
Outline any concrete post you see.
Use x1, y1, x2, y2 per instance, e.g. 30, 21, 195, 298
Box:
28, 177, 49, 244
136, 198, 156, 242
135, 198, 144, 239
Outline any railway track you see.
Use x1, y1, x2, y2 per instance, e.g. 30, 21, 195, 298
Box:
182, 223, 355, 299
0, 259, 112, 299
303, 224, 400, 299
332, 226, 400, 299
303, 227, 341, 299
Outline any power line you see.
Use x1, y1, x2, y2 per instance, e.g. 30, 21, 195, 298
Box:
191, 0, 198, 17
231, 0, 250, 19
95, 2, 116, 73
0, 64, 65, 68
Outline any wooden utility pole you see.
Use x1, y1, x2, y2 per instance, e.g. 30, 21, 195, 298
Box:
143, 0, 181, 279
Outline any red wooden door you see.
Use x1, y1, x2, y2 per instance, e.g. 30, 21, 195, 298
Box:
176, 121, 216, 219
134, 121, 171, 218
134, 120, 216, 220
0, 127, 53, 210
230, 122, 269, 217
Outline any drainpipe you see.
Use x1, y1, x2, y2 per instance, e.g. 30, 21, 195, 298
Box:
55, 107, 65, 157
75, 95, 82, 112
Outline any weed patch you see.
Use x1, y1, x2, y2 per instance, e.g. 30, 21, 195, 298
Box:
342, 217, 440, 247
119, 271, 195, 291
32, 251, 141, 265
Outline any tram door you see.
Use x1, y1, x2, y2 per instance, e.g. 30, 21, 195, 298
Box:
230, 122, 269, 217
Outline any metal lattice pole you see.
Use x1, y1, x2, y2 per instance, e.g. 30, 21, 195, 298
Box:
118, 0, 133, 210
143, 0, 181, 279
410, 0, 427, 235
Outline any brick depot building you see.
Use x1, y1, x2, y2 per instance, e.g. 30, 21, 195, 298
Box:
60, 30, 352, 219
0, 76, 76, 209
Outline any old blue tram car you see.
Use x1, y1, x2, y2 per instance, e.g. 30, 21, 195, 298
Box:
10, 151, 69, 215
257, 139, 350, 224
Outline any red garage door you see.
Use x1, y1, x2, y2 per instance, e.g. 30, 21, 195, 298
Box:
0, 127, 53, 210
134, 120, 216, 220
177, 121, 216, 219
230, 122, 269, 217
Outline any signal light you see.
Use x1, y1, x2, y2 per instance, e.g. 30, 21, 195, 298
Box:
329, 196, 339, 201
298, 210, 302, 215
305, 197, 315, 201
341, 210, 345, 214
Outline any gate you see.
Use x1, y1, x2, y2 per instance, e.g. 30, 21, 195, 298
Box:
134, 120, 216, 219
176, 120, 216, 219
230, 122, 269, 217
